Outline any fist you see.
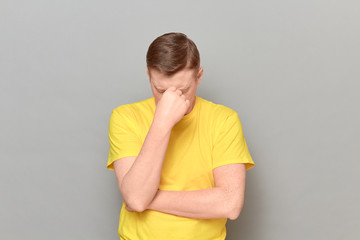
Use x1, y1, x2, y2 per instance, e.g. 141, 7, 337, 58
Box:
154, 86, 190, 128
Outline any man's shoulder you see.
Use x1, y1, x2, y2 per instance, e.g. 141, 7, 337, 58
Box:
112, 97, 155, 115
199, 96, 237, 119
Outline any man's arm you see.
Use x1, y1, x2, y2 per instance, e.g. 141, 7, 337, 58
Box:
127, 163, 246, 220
119, 87, 189, 212
118, 120, 171, 212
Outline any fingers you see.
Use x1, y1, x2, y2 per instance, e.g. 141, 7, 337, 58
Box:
167, 87, 182, 95
175, 89, 182, 95
176, 90, 186, 101
175, 89, 187, 102
168, 86, 177, 91
167, 87, 185, 100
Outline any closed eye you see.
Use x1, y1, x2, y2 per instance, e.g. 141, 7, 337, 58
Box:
181, 89, 189, 93
157, 88, 189, 94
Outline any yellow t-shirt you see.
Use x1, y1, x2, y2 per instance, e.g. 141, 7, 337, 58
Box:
107, 95, 255, 240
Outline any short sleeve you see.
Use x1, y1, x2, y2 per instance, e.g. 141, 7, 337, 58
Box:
212, 112, 255, 171
107, 106, 142, 171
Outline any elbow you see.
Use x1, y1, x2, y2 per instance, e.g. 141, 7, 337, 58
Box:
228, 207, 241, 220
119, 188, 147, 212
121, 195, 148, 213
121, 190, 147, 212
126, 200, 147, 212
119, 186, 147, 212
227, 199, 244, 220
118, 181, 148, 212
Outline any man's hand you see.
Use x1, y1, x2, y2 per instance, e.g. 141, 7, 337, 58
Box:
153, 86, 191, 129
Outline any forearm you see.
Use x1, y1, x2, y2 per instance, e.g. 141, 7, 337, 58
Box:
121, 121, 172, 211
145, 187, 232, 219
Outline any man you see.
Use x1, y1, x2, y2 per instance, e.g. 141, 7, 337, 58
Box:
107, 32, 255, 240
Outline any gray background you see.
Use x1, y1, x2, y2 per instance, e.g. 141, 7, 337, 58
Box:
1, 0, 359, 239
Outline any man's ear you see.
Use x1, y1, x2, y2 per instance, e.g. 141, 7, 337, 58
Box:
146, 66, 150, 78
196, 67, 203, 86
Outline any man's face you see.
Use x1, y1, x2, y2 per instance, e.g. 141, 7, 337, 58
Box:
147, 66, 203, 115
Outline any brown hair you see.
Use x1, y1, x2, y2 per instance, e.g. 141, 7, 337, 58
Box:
146, 32, 200, 77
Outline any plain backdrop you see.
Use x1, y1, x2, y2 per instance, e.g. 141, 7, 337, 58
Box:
1, 0, 359, 239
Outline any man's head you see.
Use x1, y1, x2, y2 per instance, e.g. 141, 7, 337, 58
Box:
146, 32, 203, 115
